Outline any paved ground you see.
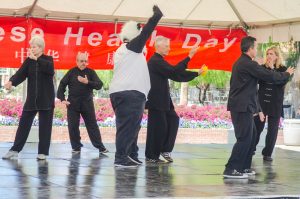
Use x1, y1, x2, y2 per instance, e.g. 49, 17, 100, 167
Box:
0, 142, 299, 199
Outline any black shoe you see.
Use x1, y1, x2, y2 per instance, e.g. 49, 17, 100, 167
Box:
223, 169, 248, 179
114, 161, 139, 168
146, 158, 166, 164
243, 168, 256, 176
263, 156, 273, 161
99, 148, 109, 154
161, 152, 173, 162
128, 156, 143, 165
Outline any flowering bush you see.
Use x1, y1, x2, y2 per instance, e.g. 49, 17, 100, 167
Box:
175, 104, 231, 122
0, 98, 232, 128
0, 99, 23, 118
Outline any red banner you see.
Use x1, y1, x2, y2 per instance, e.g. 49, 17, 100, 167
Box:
0, 17, 246, 71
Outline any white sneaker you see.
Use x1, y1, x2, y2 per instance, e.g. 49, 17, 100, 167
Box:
223, 169, 249, 179
2, 150, 18, 160
243, 168, 256, 176
37, 154, 46, 160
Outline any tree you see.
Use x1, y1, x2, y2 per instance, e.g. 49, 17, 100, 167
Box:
188, 70, 231, 104
95, 70, 113, 91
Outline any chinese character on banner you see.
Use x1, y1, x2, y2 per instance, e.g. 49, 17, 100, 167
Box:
107, 52, 115, 65
47, 49, 60, 62
15, 48, 30, 64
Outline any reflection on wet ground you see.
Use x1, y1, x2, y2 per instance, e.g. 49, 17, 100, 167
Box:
0, 143, 299, 198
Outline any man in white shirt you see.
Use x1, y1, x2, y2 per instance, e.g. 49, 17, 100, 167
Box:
109, 5, 163, 167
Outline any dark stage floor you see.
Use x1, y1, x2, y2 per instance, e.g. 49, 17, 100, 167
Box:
0, 142, 299, 198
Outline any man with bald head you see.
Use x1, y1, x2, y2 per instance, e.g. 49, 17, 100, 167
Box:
146, 36, 204, 163
57, 52, 108, 155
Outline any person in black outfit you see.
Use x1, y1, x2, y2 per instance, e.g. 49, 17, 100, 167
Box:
223, 36, 294, 179
146, 36, 203, 163
2, 35, 55, 160
57, 52, 108, 155
254, 46, 289, 162
109, 5, 163, 167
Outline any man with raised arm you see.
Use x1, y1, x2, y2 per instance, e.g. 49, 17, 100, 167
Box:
109, 5, 163, 167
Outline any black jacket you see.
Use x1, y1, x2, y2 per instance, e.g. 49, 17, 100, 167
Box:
258, 65, 288, 117
146, 53, 198, 111
57, 67, 103, 111
10, 54, 55, 111
227, 54, 290, 113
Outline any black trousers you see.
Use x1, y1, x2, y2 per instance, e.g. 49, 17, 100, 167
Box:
67, 100, 105, 150
225, 111, 256, 172
145, 109, 179, 160
254, 115, 280, 157
11, 109, 54, 155
110, 91, 145, 164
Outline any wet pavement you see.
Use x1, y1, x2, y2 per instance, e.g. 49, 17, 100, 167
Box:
0, 142, 299, 198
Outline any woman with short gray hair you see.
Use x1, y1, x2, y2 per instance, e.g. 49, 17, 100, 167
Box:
2, 35, 55, 160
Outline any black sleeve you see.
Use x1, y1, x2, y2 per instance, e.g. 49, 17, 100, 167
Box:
244, 61, 290, 84
169, 70, 198, 82
9, 58, 29, 87
256, 92, 262, 113
37, 56, 55, 76
87, 70, 103, 90
57, 70, 72, 101
126, 8, 163, 53
277, 66, 289, 86
152, 57, 191, 78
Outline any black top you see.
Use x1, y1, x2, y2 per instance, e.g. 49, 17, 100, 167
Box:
227, 54, 290, 113
146, 53, 198, 111
57, 67, 103, 110
126, 6, 163, 53
258, 64, 288, 117
10, 54, 55, 111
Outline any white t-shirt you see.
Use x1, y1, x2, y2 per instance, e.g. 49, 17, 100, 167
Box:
109, 43, 150, 98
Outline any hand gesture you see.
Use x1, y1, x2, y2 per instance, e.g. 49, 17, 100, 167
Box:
198, 64, 208, 76
29, 48, 37, 60
255, 57, 264, 65
188, 46, 199, 59
78, 75, 89, 84
286, 67, 295, 75
61, 100, 70, 107
259, 112, 265, 122
4, 81, 12, 90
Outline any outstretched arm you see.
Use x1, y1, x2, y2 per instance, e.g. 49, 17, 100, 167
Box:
127, 5, 163, 53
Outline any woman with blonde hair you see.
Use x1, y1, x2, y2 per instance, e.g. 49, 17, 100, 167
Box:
254, 46, 289, 161
2, 35, 55, 160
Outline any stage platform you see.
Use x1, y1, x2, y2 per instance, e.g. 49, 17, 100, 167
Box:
0, 142, 299, 198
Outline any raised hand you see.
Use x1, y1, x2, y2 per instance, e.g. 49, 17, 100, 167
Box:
78, 75, 89, 84
29, 48, 37, 60
153, 5, 163, 16
61, 100, 70, 107
259, 112, 265, 122
4, 81, 12, 90
188, 46, 199, 59
286, 67, 295, 75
